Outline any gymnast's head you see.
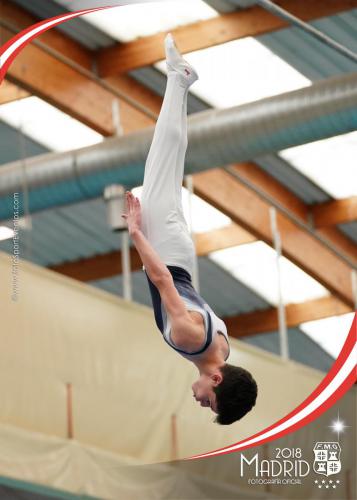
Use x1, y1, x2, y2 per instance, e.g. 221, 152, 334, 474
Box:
191, 364, 257, 424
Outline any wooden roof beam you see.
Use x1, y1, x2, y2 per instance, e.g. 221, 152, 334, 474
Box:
97, 0, 356, 76
312, 196, 357, 227
193, 167, 355, 308
49, 162, 356, 296
49, 223, 256, 281
227, 162, 357, 264
224, 296, 352, 338
0, 80, 29, 105
0, 1, 160, 135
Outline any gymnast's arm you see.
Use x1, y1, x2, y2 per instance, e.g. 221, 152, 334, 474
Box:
130, 228, 171, 285
121, 191, 165, 280
130, 229, 190, 319
130, 229, 203, 345
121, 191, 190, 324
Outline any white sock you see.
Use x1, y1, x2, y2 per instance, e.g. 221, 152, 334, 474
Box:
164, 33, 199, 86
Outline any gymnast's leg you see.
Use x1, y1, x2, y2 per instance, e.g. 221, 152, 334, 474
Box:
140, 34, 198, 276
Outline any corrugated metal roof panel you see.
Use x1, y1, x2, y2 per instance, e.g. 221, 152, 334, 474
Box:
204, 0, 238, 12
92, 268, 152, 307
256, 154, 331, 204
0, 198, 121, 266
257, 9, 357, 79
338, 222, 357, 245
91, 256, 269, 317
242, 328, 334, 372
197, 257, 269, 315
0, 121, 48, 165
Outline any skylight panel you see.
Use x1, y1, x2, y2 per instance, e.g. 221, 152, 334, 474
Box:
155, 37, 311, 108
132, 185, 231, 233
209, 241, 328, 305
279, 132, 357, 199
0, 97, 103, 152
300, 312, 355, 359
76, 1, 218, 42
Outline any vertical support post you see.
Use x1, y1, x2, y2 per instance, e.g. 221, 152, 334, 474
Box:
111, 99, 132, 300
269, 207, 289, 360
104, 185, 133, 300
121, 230, 132, 301
18, 119, 32, 260
112, 99, 123, 137
184, 174, 200, 292
66, 383, 73, 440
351, 270, 357, 311
171, 413, 178, 461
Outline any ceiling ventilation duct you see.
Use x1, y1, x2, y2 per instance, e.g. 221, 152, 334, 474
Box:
0, 72, 356, 220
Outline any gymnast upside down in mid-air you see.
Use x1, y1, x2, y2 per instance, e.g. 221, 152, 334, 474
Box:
122, 33, 257, 425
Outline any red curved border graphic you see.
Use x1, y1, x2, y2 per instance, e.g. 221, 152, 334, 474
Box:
0, 3, 356, 462
0, 6, 111, 82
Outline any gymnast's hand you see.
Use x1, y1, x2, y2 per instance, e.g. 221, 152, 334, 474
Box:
121, 191, 142, 235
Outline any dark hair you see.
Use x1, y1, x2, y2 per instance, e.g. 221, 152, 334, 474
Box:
213, 364, 257, 425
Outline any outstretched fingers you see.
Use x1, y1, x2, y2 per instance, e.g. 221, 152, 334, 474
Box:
122, 191, 131, 219
127, 191, 141, 208
126, 191, 134, 212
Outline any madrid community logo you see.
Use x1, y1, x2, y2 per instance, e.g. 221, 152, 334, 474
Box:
313, 442, 341, 477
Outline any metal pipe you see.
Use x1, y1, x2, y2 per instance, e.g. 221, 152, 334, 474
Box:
103, 183, 132, 300
269, 206, 289, 360
110, 102, 132, 300
17, 121, 33, 261
0, 74, 355, 276
112, 99, 124, 137
121, 230, 132, 301
1, 72, 356, 213
255, 0, 357, 64
66, 383, 74, 440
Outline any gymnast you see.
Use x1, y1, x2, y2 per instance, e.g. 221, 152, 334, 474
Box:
122, 33, 257, 425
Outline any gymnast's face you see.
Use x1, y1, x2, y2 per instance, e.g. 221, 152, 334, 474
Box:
191, 373, 222, 413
